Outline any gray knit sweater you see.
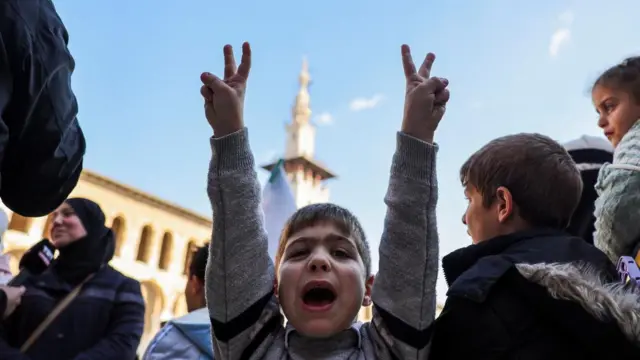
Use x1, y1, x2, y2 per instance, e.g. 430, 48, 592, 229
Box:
205, 128, 440, 359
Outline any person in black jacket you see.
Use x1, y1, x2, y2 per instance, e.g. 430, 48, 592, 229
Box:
0, 0, 85, 217
0, 198, 145, 360
430, 133, 640, 359
563, 135, 614, 245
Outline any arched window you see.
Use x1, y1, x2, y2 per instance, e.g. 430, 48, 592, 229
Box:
136, 225, 153, 263
158, 232, 173, 270
140, 281, 165, 343
111, 216, 126, 256
8, 214, 32, 234
183, 240, 197, 275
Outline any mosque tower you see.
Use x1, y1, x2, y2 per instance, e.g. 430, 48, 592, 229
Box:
261, 58, 336, 208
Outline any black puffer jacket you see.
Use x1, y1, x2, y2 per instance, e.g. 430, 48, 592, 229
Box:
430, 229, 640, 359
0, 0, 85, 217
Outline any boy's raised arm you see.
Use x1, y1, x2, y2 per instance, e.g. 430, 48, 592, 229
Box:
201, 43, 282, 360
370, 45, 449, 360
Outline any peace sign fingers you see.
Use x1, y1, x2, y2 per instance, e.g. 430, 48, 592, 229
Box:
399, 43, 449, 143
402, 45, 437, 82
202, 42, 251, 137
222, 42, 252, 82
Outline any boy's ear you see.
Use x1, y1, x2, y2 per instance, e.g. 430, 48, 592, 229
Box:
361, 275, 375, 306
495, 186, 514, 223
273, 278, 279, 298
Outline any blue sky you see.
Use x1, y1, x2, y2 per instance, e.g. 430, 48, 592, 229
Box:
54, 0, 639, 302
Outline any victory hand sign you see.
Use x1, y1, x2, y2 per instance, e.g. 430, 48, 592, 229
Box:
200, 42, 252, 137
400, 44, 450, 144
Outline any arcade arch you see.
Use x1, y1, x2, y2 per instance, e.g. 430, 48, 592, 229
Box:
140, 280, 166, 337
111, 216, 126, 256
136, 225, 154, 263
158, 232, 173, 270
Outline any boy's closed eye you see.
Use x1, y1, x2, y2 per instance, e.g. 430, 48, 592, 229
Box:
331, 249, 351, 258
286, 249, 309, 259
285, 247, 353, 260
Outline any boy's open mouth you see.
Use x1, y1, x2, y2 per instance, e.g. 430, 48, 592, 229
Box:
301, 282, 337, 308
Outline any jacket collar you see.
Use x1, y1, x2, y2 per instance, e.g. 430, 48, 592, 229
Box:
443, 229, 561, 283
441, 228, 601, 302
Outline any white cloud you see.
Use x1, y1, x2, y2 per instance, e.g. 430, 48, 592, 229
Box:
549, 28, 571, 58
549, 11, 573, 58
349, 94, 384, 112
315, 112, 334, 126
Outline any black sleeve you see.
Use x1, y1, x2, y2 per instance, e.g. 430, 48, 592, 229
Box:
0, 0, 85, 217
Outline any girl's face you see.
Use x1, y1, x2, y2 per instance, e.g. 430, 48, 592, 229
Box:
592, 84, 640, 148
50, 203, 87, 248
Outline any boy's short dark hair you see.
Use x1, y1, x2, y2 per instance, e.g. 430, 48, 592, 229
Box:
275, 203, 371, 277
460, 133, 582, 229
189, 244, 209, 281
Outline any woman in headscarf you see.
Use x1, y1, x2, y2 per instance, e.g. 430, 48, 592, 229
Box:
0, 198, 145, 360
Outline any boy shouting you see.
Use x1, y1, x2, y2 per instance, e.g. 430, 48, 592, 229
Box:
200, 42, 448, 359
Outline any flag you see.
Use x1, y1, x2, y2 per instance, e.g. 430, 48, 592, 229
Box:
262, 159, 297, 261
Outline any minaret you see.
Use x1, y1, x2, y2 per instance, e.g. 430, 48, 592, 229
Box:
285, 58, 315, 159
262, 58, 336, 209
